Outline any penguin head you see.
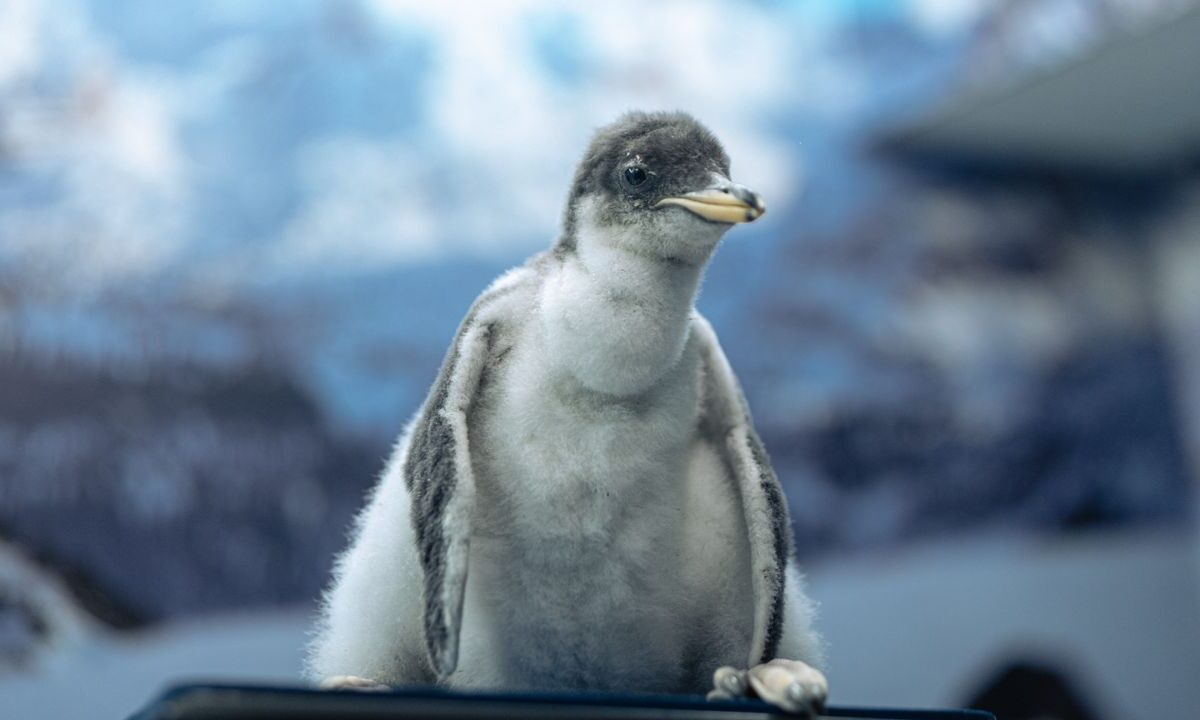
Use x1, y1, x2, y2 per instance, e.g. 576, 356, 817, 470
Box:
559, 111, 765, 265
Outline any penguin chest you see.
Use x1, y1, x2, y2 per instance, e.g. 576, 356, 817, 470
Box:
474, 330, 701, 535
463, 335, 702, 688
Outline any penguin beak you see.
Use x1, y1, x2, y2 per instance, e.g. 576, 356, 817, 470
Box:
655, 176, 766, 224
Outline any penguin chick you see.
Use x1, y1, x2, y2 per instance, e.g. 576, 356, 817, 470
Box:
306, 111, 827, 714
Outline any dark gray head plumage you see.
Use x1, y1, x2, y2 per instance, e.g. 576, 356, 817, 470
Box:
557, 111, 763, 255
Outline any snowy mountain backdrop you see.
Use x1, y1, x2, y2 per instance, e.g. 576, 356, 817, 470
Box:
0, 0, 1193, 628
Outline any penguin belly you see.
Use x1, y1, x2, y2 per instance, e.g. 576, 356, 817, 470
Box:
455, 328, 705, 691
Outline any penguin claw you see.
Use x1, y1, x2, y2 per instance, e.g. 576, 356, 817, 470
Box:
785, 682, 826, 716
714, 665, 749, 696
710, 659, 826, 716
318, 675, 391, 692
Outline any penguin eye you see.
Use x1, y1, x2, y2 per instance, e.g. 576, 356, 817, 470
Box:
623, 166, 649, 188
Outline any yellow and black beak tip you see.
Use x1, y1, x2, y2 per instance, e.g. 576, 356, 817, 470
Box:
654, 182, 766, 224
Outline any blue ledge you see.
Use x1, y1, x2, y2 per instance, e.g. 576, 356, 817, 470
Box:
127, 682, 996, 720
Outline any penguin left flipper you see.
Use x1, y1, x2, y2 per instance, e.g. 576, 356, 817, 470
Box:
692, 314, 794, 666
692, 315, 828, 713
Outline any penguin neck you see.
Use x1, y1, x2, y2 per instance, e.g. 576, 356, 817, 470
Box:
540, 225, 706, 396
576, 233, 705, 313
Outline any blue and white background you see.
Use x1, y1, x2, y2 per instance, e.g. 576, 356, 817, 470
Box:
1, 1, 1197, 718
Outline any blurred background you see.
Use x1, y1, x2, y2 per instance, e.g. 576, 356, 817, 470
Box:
1, 0, 1198, 718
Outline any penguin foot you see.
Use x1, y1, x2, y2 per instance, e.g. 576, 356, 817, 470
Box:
706, 659, 827, 716
318, 675, 391, 692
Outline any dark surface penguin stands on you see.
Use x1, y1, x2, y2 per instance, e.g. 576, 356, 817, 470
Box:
126, 683, 998, 720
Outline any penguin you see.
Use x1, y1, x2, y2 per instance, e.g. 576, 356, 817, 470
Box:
305, 111, 828, 714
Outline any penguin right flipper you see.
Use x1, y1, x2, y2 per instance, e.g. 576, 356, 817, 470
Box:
404, 273, 528, 680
